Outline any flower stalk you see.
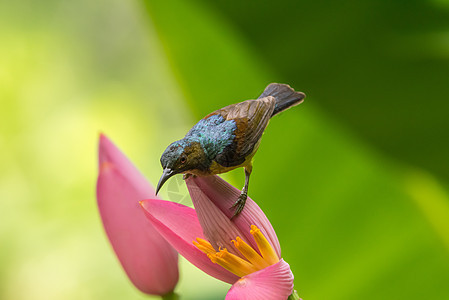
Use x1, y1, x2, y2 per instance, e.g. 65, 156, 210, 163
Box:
288, 290, 302, 300
161, 291, 180, 300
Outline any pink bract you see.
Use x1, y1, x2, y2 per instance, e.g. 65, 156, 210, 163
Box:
226, 259, 294, 300
96, 134, 178, 295
186, 175, 281, 258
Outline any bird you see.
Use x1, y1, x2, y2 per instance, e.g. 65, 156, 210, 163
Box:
156, 83, 306, 218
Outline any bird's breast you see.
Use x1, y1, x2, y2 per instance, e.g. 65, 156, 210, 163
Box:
208, 160, 241, 174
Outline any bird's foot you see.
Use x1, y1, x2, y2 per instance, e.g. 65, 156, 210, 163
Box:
231, 193, 247, 220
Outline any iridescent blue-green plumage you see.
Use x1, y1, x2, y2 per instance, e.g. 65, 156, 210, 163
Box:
157, 83, 306, 218
160, 114, 237, 173
185, 114, 237, 161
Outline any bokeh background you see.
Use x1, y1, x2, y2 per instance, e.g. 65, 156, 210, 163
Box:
1, 0, 449, 299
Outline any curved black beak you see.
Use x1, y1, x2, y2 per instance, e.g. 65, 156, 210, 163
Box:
155, 168, 175, 195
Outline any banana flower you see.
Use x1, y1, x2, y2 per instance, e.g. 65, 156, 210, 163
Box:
141, 175, 296, 299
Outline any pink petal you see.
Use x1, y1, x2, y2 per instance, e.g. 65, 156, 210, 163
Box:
98, 134, 152, 196
140, 199, 240, 284
186, 175, 281, 258
186, 180, 251, 258
226, 259, 294, 300
97, 134, 178, 295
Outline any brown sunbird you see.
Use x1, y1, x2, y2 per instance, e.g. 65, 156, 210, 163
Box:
156, 83, 306, 218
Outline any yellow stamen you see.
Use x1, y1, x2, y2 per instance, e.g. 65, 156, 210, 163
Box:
193, 225, 280, 278
250, 225, 279, 265
232, 237, 270, 269
192, 238, 216, 255
208, 248, 258, 277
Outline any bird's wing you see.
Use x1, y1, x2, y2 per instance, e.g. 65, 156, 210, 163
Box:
214, 96, 276, 167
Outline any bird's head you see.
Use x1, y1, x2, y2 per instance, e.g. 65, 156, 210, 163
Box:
156, 139, 208, 195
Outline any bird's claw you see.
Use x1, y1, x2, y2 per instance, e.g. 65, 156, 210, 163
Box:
231, 193, 247, 220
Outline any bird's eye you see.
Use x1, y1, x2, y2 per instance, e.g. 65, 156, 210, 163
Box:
180, 156, 187, 164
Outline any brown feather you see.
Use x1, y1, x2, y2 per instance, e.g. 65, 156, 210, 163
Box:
214, 96, 275, 167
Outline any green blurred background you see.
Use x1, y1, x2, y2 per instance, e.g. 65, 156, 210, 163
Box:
1, 0, 449, 299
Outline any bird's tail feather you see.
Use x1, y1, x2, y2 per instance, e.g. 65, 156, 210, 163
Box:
258, 83, 306, 117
